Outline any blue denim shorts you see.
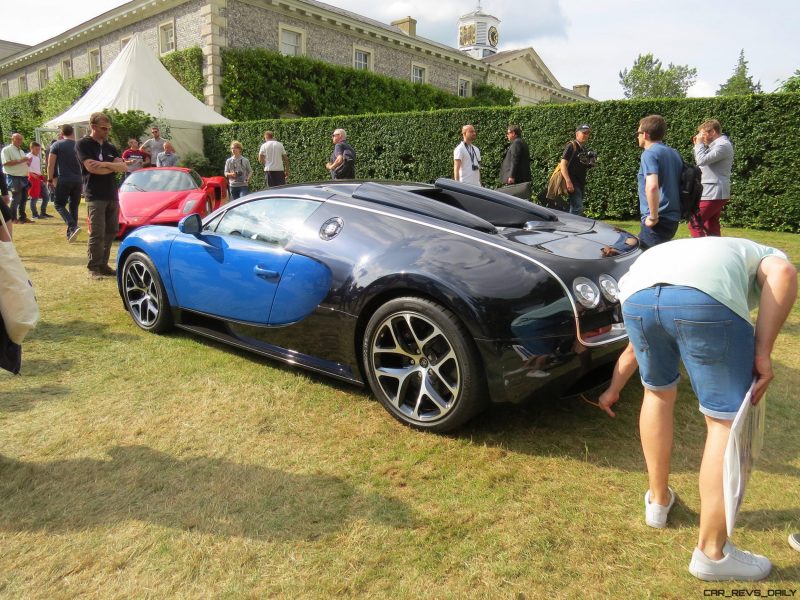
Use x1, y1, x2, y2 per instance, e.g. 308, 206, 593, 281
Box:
622, 285, 754, 420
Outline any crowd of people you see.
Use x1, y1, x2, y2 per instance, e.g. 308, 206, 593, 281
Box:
1, 112, 797, 581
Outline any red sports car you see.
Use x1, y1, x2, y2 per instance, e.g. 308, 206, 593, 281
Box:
116, 167, 228, 238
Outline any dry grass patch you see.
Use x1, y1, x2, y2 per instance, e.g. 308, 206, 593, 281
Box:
0, 215, 798, 598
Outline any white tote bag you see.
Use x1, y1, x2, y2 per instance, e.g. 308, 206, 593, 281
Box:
0, 211, 39, 344
723, 379, 766, 536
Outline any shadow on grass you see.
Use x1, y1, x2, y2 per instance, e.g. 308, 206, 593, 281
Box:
0, 445, 417, 540
32, 319, 138, 343
0, 384, 70, 412
24, 255, 86, 267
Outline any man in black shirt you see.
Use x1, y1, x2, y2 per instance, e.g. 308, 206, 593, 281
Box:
75, 112, 128, 279
559, 124, 594, 216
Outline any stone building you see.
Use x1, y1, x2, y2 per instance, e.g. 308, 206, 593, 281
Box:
0, 0, 592, 111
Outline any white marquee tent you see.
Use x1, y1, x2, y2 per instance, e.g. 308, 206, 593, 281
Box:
44, 33, 230, 155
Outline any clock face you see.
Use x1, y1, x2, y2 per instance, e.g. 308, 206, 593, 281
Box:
488, 26, 499, 47
459, 24, 476, 46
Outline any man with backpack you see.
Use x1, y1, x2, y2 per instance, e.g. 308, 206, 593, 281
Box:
591, 115, 684, 424
690, 119, 734, 237
559, 124, 594, 216
326, 129, 356, 180
636, 114, 683, 249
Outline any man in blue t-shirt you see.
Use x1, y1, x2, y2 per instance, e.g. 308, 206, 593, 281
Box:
636, 114, 683, 248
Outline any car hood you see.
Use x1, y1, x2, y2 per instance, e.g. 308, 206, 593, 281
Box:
119, 190, 198, 218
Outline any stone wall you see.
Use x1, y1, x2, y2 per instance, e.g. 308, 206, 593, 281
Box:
0, 0, 206, 96
226, 0, 486, 96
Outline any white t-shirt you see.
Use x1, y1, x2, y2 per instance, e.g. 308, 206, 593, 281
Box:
27, 152, 41, 175
258, 140, 287, 171
618, 237, 787, 324
454, 142, 481, 186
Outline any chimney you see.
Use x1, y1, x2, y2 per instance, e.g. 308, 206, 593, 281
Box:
391, 16, 417, 37
573, 84, 590, 97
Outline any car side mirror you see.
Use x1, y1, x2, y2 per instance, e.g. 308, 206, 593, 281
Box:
178, 213, 202, 235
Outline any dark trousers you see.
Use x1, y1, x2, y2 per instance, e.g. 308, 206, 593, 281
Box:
87, 200, 119, 271
6, 175, 29, 220
266, 170, 286, 188
54, 180, 82, 230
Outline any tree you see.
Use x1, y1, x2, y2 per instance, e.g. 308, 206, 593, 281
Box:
103, 108, 153, 149
619, 53, 697, 99
779, 69, 800, 93
717, 49, 762, 96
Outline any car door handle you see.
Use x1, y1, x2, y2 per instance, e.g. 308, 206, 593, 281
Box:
253, 265, 280, 280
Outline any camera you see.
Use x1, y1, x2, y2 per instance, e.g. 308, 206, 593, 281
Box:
471, 163, 480, 171
579, 150, 598, 167
234, 170, 243, 178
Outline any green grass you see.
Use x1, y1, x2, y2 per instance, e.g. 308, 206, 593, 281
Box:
1, 215, 799, 599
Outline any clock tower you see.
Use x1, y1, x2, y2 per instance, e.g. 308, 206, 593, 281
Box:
457, 2, 500, 59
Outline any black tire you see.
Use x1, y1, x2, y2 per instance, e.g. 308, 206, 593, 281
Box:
362, 297, 486, 432
122, 251, 174, 333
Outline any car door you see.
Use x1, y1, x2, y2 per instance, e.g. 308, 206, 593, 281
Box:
169, 196, 321, 324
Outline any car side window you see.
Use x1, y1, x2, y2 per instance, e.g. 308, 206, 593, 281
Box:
212, 197, 321, 247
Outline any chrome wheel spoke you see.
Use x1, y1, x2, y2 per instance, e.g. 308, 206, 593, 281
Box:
370, 308, 462, 423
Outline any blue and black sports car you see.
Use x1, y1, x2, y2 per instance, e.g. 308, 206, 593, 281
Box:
117, 179, 641, 431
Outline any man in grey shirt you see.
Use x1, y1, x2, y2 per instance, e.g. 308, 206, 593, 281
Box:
156, 142, 179, 167
140, 126, 166, 166
690, 119, 734, 237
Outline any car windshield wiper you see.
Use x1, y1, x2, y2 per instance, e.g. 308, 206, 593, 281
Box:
124, 183, 147, 192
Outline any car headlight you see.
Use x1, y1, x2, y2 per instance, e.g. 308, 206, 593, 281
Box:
572, 277, 600, 309
598, 274, 620, 303
182, 199, 197, 214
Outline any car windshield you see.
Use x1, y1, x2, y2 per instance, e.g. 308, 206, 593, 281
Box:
120, 169, 201, 192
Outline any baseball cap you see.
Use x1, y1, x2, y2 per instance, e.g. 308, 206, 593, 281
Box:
576, 124, 591, 132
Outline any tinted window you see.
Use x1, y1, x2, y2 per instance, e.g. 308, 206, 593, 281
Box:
121, 169, 200, 192
208, 197, 321, 248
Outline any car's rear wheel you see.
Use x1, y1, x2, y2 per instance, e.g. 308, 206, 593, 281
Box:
122, 252, 173, 333
363, 297, 486, 432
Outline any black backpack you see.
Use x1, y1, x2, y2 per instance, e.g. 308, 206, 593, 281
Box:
679, 160, 703, 224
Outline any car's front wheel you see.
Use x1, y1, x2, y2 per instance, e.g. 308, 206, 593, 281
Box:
363, 297, 486, 432
122, 252, 173, 333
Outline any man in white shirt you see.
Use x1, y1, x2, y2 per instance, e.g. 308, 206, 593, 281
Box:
453, 124, 481, 186
258, 130, 289, 188
1, 133, 32, 223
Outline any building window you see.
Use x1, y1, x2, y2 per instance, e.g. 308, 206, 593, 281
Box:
18, 76, 27, 94
61, 58, 73, 79
458, 77, 472, 98
412, 64, 427, 84
279, 25, 305, 56
120, 35, 132, 51
88, 48, 101, 74
159, 21, 176, 54
353, 47, 372, 71
38, 67, 48, 89
0, 81, 8, 99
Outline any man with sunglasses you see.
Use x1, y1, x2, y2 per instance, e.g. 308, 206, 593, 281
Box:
75, 112, 128, 279
635, 114, 682, 248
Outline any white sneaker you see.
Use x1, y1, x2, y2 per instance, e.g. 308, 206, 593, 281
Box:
689, 541, 771, 581
644, 487, 675, 528
789, 533, 800, 552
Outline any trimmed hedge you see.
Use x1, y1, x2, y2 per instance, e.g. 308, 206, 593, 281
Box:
0, 73, 97, 141
204, 92, 800, 232
219, 48, 515, 120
